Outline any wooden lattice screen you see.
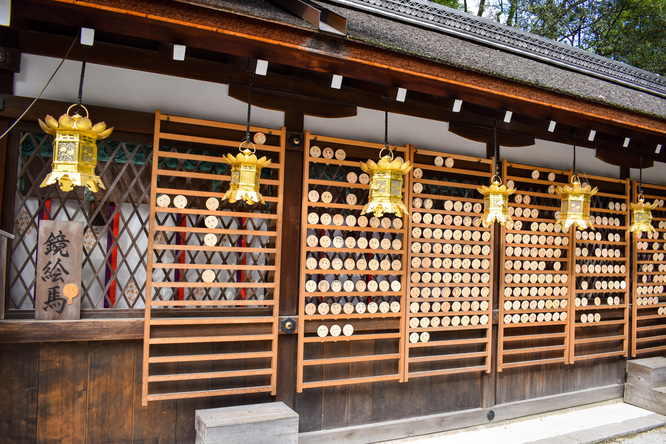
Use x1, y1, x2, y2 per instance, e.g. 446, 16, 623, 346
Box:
297, 132, 408, 391
142, 111, 285, 404
497, 161, 573, 370
568, 174, 629, 362
631, 180, 666, 356
405, 149, 494, 379
9, 127, 152, 310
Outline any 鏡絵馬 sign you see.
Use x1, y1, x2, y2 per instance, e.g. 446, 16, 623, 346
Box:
35, 220, 83, 320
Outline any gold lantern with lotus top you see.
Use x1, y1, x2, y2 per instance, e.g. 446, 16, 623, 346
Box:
629, 195, 657, 234
221, 142, 271, 205
39, 105, 113, 192
555, 173, 598, 230
360, 149, 412, 218
477, 176, 515, 226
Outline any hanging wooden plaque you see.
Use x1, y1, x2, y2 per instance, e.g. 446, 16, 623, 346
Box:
35, 220, 83, 320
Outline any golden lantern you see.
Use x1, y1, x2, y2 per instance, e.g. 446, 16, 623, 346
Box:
477, 120, 514, 226
629, 195, 657, 234
38, 105, 113, 192
629, 157, 656, 234
360, 149, 412, 218
555, 173, 598, 230
477, 175, 515, 226
221, 142, 271, 205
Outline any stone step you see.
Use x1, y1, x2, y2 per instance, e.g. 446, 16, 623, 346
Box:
626, 357, 666, 389
195, 402, 299, 444
625, 357, 666, 417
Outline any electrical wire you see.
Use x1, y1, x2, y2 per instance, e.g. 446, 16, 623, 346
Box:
0, 32, 80, 141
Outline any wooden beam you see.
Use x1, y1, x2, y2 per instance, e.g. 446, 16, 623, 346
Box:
0, 319, 144, 342
449, 122, 535, 147
596, 149, 654, 169
0, 94, 155, 135
228, 84, 357, 118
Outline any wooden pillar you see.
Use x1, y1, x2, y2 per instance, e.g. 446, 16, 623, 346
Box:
620, 165, 630, 181
481, 140, 498, 409
276, 110, 304, 407
0, 27, 19, 95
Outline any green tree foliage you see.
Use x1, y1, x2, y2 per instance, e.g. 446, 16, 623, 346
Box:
432, 0, 666, 75
431, 0, 463, 8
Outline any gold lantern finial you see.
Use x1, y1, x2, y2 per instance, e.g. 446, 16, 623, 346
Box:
38, 104, 113, 192
221, 141, 271, 205
477, 175, 515, 226
555, 173, 598, 230
360, 147, 412, 218
629, 194, 658, 234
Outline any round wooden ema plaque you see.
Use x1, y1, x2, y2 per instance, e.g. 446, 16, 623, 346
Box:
156, 194, 171, 208
329, 324, 342, 337
205, 197, 219, 211
204, 233, 217, 247
202, 269, 216, 283
317, 325, 329, 337
173, 195, 187, 209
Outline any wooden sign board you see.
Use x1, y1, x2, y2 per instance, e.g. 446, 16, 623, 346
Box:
35, 220, 83, 320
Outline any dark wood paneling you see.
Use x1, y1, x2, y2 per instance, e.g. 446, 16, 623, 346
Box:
347, 340, 374, 426
372, 339, 403, 423
37, 342, 89, 444
321, 341, 350, 429
0, 343, 39, 443
175, 343, 213, 443
496, 358, 625, 405
0, 337, 630, 441
87, 341, 134, 443
131, 341, 178, 443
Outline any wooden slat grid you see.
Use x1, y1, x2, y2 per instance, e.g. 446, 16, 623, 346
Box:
142, 111, 285, 404
296, 132, 409, 391
497, 161, 573, 371
405, 149, 494, 379
569, 174, 629, 362
631, 181, 666, 357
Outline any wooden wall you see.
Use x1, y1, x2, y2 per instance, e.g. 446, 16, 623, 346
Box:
0, 339, 625, 441
0, 103, 630, 442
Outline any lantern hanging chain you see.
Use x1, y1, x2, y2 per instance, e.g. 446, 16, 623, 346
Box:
493, 119, 499, 178
380, 96, 393, 159
0, 31, 80, 141
77, 45, 88, 108
384, 97, 389, 151
245, 72, 254, 145
639, 154, 643, 197
572, 134, 577, 174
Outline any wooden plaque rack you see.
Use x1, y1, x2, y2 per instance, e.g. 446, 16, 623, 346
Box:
631, 181, 666, 356
296, 132, 409, 391
497, 161, 573, 370
569, 174, 629, 362
405, 149, 494, 379
142, 111, 285, 404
